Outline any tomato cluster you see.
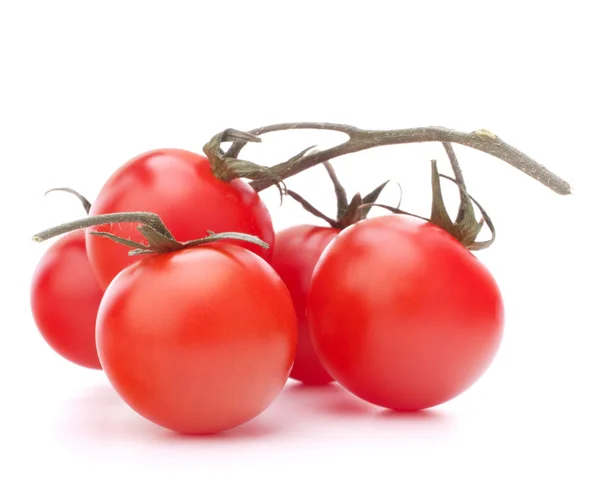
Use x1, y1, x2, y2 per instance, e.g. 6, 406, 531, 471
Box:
31, 132, 506, 435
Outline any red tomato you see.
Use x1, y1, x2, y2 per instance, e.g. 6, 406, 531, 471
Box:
30, 231, 104, 369
307, 215, 504, 411
271, 225, 339, 385
96, 244, 297, 434
86, 149, 274, 289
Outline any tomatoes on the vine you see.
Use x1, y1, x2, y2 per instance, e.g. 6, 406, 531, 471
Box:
86, 149, 274, 289
271, 225, 339, 385
96, 243, 297, 434
30, 231, 104, 369
307, 215, 504, 411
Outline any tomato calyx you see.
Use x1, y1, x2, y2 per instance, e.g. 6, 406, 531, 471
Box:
428, 142, 496, 250
429, 147, 496, 250
203, 128, 288, 184
32, 211, 269, 254
203, 128, 289, 203
361, 143, 496, 251
285, 159, 398, 230
203, 128, 262, 181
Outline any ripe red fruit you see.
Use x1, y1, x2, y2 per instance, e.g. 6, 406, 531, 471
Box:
86, 148, 274, 289
308, 215, 504, 411
30, 231, 104, 369
96, 244, 297, 434
271, 225, 339, 385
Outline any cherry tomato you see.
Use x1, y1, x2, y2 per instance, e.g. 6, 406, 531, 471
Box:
308, 215, 504, 411
30, 231, 104, 369
96, 244, 297, 434
86, 149, 274, 289
271, 225, 338, 385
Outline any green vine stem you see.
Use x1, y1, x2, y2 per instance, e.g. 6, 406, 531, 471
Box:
283, 160, 396, 230
33, 212, 173, 243
32, 212, 269, 254
45, 187, 92, 214
214, 122, 570, 195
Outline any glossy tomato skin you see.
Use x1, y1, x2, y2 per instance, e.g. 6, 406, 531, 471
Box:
96, 244, 297, 434
271, 225, 339, 385
30, 231, 104, 369
86, 149, 274, 289
308, 215, 504, 411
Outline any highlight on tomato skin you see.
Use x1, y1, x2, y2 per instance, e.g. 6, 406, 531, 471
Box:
307, 214, 505, 412
85, 148, 275, 290
30, 231, 104, 370
95, 243, 298, 435
271, 225, 340, 385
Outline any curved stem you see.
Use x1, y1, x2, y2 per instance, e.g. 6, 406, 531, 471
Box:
45, 187, 92, 214
221, 122, 570, 195
33, 212, 172, 243
441, 142, 477, 227
226, 122, 361, 158
442, 142, 467, 189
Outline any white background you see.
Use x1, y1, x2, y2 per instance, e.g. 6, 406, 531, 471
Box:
1, 1, 599, 496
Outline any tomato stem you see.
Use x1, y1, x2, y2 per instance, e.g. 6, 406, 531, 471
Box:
364, 170, 497, 251
202, 127, 287, 204
283, 160, 395, 230
439, 174, 496, 250
32, 212, 269, 254
210, 122, 570, 195
428, 143, 495, 250
442, 143, 469, 224
45, 187, 92, 214
33, 212, 172, 242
